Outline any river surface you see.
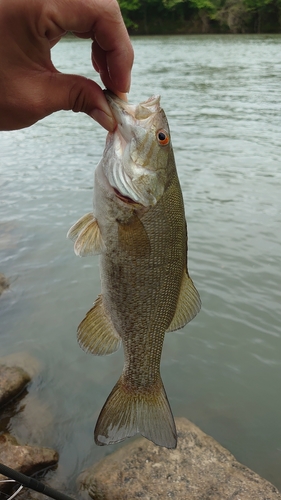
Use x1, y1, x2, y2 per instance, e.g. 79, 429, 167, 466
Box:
1, 34, 281, 493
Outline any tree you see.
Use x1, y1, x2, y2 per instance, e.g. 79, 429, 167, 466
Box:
243, 0, 273, 32
188, 0, 218, 31
217, 0, 250, 32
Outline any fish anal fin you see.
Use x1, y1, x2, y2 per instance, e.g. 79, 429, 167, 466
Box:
167, 272, 201, 333
117, 214, 150, 258
78, 295, 121, 355
67, 213, 105, 256
94, 376, 177, 449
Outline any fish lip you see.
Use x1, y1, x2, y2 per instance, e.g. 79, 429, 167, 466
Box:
104, 90, 126, 106
104, 90, 133, 121
104, 91, 136, 153
104, 89, 160, 108
104, 90, 161, 126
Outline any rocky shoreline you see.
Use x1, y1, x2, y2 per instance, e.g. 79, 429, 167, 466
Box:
0, 353, 59, 497
0, 274, 281, 500
0, 349, 280, 499
78, 418, 281, 500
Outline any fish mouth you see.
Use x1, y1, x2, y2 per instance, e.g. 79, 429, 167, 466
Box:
104, 90, 161, 132
103, 91, 162, 208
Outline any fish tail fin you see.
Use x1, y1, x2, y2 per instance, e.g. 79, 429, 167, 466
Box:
94, 375, 177, 449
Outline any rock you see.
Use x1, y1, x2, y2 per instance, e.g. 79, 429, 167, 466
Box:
0, 273, 10, 296
0, 353, 43, 419
9, 394, 54, 446
0, 433, 59, 492
0, 352, 42, 379
0, 365, 31, 408
78, 417, 281, 500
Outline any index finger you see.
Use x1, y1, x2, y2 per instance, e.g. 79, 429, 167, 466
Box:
89, 2, 133, 92
42, 0, 133, 92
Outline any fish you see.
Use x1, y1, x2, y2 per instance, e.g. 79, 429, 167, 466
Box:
67, 91, 201, 449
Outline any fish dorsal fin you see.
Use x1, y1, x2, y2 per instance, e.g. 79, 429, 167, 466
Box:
67, 213, 105, 256
166, 272, 201, 333
78, 295, 122, 355
118, 214, 150, 258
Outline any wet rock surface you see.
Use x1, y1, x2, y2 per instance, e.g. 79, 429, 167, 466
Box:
0, 352, 42, 379
0, 433, 59, 491
79, 417, 281, 500
9, 394, 54, 446
0, 353, 59, 497
0, 352, 42, 410
0, 365, 31, 408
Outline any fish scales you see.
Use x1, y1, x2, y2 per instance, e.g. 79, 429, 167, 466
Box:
102, 175, 184, 383
68, 91, 201, 449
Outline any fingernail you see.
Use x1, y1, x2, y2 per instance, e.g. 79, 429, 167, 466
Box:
90, 109, 116, 132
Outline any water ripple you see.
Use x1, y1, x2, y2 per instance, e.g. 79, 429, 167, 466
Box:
1, 34, 281, 491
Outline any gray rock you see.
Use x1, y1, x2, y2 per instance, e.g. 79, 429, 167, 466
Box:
0, 433, 59, 492
78, 417, 281, 500
0, 365, 31, 408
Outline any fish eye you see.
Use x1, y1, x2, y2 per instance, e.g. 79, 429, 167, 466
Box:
157, 129, 169, 146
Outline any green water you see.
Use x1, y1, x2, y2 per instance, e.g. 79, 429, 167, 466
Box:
0, 35, 281, 492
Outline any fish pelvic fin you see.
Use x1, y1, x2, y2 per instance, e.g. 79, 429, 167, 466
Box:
94, 375, 177, 449
78, 295, 121, 355
67, 212, 105, 256
166, 272, 201, 333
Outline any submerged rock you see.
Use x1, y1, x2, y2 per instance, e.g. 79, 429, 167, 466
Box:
9, 394, 54, 446
0, 433, 59, 492
0, 273, 10, 296
78, 417, 281, 500
0, 365, 31, 408
0, 352, 42, 409
0, 351, 42, 379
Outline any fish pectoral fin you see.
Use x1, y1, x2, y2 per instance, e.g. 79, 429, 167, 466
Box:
94, 376, 177, 449
166, 272, 201, 333
78, 295, 121, 355
67, 213, 105, 256
67, 213, 94, 241
117, 214, 150, 258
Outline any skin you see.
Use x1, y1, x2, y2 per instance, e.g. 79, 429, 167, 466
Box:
0, 0, 134, 131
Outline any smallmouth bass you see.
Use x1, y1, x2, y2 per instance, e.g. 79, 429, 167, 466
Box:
68, 91, 201, 449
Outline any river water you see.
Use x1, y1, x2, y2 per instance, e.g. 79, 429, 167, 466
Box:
0, 34, 281, 493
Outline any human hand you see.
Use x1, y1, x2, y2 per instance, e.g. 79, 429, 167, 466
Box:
0, 0, 134, 131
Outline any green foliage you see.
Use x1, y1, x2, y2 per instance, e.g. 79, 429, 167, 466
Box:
119, 0, 140, 9
189, 0, 216, 15
243, 0, 272, 10
162, 0, 184, 8
117, 0, 281, 33
119, 0, 141, 28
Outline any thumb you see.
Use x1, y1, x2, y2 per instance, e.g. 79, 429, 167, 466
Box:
46, 72, 116, 131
